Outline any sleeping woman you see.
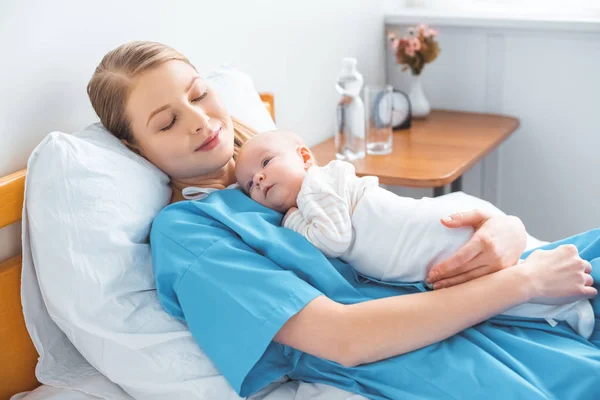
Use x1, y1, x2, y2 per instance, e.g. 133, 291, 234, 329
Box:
86, 41, 600, 399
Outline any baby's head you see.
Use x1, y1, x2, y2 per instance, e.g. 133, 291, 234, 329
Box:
235, 129, 314, 213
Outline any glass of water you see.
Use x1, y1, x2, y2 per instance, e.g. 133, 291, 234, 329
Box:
364, 84, 393, 155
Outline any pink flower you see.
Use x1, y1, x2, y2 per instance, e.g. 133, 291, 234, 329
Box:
417, 24, 429, 34
427, 28, 439, 37
404, 46, 415, 57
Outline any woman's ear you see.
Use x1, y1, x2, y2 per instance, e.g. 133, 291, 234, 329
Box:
121, 139, 144, 157
297, 146, 315, 170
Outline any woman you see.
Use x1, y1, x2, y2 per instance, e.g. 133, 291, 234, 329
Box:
87, 41, 599, 399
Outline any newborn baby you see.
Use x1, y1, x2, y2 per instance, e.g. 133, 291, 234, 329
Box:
235, 129, 595, 338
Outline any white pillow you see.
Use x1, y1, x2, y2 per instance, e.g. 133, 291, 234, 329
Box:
22, 66, 276, 400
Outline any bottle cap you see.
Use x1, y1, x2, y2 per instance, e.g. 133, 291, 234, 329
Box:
341, 57, 357, 72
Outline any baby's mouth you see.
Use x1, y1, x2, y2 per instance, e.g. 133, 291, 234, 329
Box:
263, 184, 273, 197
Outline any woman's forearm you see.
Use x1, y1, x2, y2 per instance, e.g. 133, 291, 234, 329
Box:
340, 266, 531, 366
275, 266, 531, 367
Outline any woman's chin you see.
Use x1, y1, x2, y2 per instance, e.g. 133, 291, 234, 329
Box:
197, 145, 235, 169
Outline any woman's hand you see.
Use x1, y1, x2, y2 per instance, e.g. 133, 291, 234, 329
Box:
521, 245, 596, 304
427, 209, 527, 289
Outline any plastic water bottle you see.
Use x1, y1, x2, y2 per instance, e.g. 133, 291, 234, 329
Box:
335, 57, 365, 161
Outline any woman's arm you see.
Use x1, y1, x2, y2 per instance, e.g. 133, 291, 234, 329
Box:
276, 265, 528, 367
275, 245, 596, 367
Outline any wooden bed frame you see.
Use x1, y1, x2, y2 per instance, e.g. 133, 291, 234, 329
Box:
0, 94, 275, 400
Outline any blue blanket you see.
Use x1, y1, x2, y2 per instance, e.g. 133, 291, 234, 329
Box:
151, 190, 600, 399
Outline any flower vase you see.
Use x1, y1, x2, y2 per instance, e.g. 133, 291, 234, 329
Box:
408, 73, 430, 118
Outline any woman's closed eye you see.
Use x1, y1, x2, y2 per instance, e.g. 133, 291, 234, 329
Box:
159, 92, 208, 131
191, 92, 208, 103
160, 115, 177, 131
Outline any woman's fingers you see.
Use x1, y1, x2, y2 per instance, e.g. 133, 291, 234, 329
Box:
583, 286, 598, 298
440, 209, 490, 229
432, 264, 496, 289
584, 273, 594, 287
428, 240, 482, 283
583, 260, 593, 274
429, 251, 486, 283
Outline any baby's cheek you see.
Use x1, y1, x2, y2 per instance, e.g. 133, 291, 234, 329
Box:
252, 193, 268, 208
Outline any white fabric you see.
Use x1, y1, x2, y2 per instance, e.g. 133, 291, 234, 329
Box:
284, 161, 379, 258
12, 382, 366, 400
11, 385, 103, 400
182, 183, 240, 201
285, 162, 594, 338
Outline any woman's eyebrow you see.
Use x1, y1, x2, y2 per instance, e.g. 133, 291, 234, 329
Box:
186, 76, 200, 92
146, 104, 170, 127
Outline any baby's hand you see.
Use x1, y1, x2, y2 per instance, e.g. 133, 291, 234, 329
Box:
282, 207, 299, 225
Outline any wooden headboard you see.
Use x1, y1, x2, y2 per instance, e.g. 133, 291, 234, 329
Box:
0, 94, 275, 400
0, 169, 35, 400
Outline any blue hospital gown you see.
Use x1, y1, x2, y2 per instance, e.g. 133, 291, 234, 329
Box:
150, 189, 600, 400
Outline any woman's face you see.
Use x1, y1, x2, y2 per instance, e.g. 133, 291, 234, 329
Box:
126, 60, 234, 180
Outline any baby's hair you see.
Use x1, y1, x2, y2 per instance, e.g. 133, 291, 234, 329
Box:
237, 129, 305, 160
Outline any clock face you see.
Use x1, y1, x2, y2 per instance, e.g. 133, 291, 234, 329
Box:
376, 91, 410, 129
391, 92, 410, 126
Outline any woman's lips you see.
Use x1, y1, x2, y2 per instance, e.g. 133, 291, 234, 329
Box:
195, 127, 221, 152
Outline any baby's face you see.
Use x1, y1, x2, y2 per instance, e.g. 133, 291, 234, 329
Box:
236, 131, 311, 213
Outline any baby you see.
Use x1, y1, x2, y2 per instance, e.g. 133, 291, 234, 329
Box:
235, 129, 595, 338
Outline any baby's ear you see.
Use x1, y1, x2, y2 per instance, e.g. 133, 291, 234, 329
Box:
297, 146, 315, 170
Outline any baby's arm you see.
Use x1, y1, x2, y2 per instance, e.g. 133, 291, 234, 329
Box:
283, 186, 353, 259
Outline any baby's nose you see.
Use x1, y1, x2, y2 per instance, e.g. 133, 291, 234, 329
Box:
254, 173, 265, 185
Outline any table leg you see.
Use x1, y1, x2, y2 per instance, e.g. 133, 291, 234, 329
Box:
451, 176, 463, 193
433, 186, 446, 197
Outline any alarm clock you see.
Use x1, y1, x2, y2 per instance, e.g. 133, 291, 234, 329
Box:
374, 89, 412, 130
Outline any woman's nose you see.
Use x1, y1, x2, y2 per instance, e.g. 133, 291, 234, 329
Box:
190, 108, 211, 135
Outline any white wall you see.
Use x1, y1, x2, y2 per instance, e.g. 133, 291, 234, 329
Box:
386, 20, 600, 241
0, 0, 387, 261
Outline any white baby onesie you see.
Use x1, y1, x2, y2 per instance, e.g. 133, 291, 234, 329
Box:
284, 160, 595, 339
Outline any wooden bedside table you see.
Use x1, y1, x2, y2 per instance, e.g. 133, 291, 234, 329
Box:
311, 110, 519, 197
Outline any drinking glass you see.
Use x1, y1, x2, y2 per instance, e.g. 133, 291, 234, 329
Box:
364, 84, 393, 155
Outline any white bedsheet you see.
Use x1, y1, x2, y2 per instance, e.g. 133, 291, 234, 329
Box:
12, 381, 366, 400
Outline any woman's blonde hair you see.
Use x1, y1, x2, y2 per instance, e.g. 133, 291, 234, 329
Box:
87, 41, 255, 158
